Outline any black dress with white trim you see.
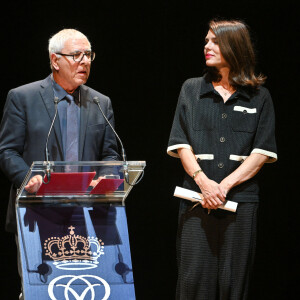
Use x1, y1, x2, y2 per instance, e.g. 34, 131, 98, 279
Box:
167, 74, 277, 203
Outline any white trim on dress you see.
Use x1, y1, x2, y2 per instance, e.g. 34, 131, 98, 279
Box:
167, 144, 193, 158
251, 148, 277, 163
195, 154, 214, 160
229, 154, 248, 162
233, 106, 257, 114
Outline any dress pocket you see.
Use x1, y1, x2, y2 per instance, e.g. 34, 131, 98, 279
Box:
192, 98, 216, 131
231, 106, 257, 133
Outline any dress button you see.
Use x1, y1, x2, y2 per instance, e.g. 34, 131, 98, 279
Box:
218, 162, 224, 168
220, 137, 225, 142
222, 113, 227, 119
243, 110, 247, 114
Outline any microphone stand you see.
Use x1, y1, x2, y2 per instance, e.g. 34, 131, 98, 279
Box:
43, 97, 60, 184
93, 97, 144, 186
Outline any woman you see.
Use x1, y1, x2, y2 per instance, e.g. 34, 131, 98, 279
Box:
167, 19, 277, 299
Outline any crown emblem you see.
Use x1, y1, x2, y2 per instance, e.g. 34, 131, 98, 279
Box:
44, 226, 104, 270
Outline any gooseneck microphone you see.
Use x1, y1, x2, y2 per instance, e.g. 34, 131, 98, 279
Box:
93, 97, 126, 162
93, 97, 143, 185
43, 96, 60, 184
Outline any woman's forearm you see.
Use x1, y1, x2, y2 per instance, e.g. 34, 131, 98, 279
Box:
178, 148, 225, 207
220, 153, 268, 193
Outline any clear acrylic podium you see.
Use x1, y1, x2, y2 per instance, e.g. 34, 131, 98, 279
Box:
16, 161, 145, 300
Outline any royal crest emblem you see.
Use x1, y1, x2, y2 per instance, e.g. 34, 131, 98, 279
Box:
44, 226, 104, 270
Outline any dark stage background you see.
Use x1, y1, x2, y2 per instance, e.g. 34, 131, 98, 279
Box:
0, 1, 298, 299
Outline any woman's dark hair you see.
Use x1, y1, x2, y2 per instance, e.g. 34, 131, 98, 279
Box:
207, 19, 266, 87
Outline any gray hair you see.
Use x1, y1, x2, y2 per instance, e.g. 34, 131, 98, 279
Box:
48, 29, 91, 70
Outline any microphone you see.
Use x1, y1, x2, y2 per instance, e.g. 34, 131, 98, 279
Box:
93, 97, 137, 185
43, 96, 60, 184
93, 97, 126, 161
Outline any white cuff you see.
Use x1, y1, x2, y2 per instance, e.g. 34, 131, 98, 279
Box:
167, 144, 193, 158
251, 148, 277, 163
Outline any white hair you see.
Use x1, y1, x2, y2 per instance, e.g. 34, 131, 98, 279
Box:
48, 29, 91, 70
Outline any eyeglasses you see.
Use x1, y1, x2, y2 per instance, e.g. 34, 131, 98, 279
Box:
55, 51, 96, 62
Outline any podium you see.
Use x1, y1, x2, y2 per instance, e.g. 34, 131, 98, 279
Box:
16, 161, 145, 300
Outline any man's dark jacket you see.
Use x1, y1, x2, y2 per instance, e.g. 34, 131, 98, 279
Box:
0, 75, 120, 232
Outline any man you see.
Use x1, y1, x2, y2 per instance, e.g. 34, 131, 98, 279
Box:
0, 28, 120, 299
0, 28, 120, 232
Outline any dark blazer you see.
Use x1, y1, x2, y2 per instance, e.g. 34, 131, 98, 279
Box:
0, 75, 120, 232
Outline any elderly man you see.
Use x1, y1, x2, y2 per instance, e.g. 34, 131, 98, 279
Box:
0, 28, 120, 299
0, 28, 120, 233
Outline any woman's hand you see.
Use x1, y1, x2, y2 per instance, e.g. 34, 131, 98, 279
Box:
195, 173, 226, 209
24, 175, 43, 194
177, 148, 226, 209
219, 178, 231, 199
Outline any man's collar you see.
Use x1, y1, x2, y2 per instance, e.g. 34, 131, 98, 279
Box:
51, 74, 80, 103
72, 88, 80, 104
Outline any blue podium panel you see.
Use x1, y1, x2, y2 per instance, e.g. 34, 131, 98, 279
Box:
17, 204, 135, 300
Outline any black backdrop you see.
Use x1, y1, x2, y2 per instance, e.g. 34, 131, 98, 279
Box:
0, 1, 298, 299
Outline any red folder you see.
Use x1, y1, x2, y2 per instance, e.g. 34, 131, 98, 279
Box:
36, 172, 96, 195
90, 178, 124, 194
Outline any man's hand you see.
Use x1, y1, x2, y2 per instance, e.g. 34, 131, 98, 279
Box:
89, 176, 104, 188
24, 175, 43, 194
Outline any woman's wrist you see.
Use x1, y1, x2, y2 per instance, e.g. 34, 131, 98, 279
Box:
192, 169, 202, 180
193, 170, 207, 186
220, 178, 232, 194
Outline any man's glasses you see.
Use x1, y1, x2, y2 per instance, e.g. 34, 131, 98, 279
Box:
55, 51, 96, 62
